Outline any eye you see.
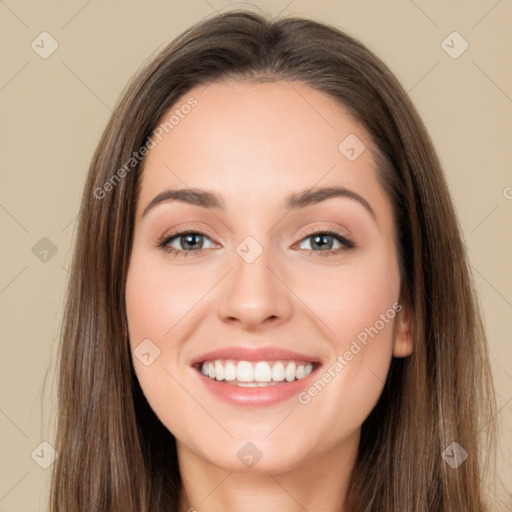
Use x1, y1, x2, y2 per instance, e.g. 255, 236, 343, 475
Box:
295, 229, 355, 257
156, 228, 355, 258
157, 230, 216, 256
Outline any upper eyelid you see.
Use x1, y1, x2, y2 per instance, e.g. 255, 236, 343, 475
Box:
296, 225, 351, 239
160, 226, 217, 244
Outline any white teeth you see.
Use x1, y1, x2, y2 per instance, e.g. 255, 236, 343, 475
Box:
214, 360, 224, 381
285, 362, 296, 382
224, 361, 237, 381
254, 362, 272, 382
199, 359, 315, 386
271, 361, 285, 381
236, 361, 254, 382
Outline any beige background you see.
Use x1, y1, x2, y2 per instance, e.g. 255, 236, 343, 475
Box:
0, 0, 511, 510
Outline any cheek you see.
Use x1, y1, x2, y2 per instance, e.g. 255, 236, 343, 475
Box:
293, 249, 400, 421
125, 253, 197, 442
125, 250, 179, 380
300, 248, 400, 351
125, 248, 205, 344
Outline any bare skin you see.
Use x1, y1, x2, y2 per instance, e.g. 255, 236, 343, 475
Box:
125, 79, 413, 512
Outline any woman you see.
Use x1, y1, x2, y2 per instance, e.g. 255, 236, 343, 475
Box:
49, 9, 497, 511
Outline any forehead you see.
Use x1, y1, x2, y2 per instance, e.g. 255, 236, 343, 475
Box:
137, 79, 387, 219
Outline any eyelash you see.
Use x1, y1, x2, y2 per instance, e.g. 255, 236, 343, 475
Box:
156, 227, 355, 258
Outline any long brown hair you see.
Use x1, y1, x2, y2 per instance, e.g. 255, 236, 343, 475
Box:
49, 9, 497, 511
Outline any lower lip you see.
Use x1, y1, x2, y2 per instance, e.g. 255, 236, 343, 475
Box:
194, 367, 319, 406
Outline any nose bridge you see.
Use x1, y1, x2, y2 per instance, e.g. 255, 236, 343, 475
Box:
217, 234, 293, 328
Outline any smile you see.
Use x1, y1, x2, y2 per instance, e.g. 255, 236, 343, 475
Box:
191, 346, 321, 405
198, 359, 315, 387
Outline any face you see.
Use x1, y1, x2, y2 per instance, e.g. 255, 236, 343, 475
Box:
125, 79, 412, 474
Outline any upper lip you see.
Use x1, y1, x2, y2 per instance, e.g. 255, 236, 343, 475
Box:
190, 346, 321, 366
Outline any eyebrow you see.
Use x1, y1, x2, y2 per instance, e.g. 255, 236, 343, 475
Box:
141, 186, 376, 219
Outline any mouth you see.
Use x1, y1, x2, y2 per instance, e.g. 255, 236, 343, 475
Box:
194, 359, 317, 387
190, 346, 321, 406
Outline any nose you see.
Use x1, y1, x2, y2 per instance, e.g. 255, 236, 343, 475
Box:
217, 243, 294, 331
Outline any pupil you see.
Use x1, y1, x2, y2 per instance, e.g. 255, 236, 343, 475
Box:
182, 234, 202, 250
312, 234, 333, 250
